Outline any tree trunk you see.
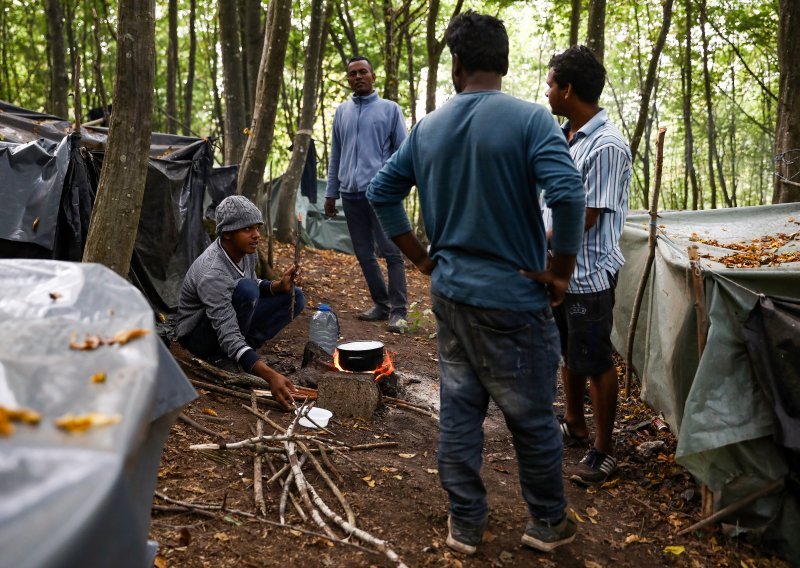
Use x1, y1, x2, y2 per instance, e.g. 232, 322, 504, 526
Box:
773, 0, 800, 203
405, 30, 417, 125
92, 8, 109, 123
236, 0, 292, 202
183, 0, 197, 136
240, 0, 264, 126
166, 0, 179, 133
425, 0, 464, 114
382, 0, 399, 102
205, 12, 225, 152
681, 0, 699, 210
220, 0, 248, 165
570, 0, 581, 46
45, 0, 68, 118
700, 0, 720, 208
628, 0, 674, 166
275, 0, 328, 242
586, 0, 606, 64
82, 0, 155, 277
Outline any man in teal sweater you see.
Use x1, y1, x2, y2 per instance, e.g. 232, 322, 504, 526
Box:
368, 11, 586, 555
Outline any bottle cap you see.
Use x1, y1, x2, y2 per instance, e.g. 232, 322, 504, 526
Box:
318, 304, 331, 311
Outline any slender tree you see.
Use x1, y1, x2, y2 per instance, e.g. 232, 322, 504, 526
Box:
44, 0, 68, 117
166, 0, 179, 133
183, 0, 197, 136
220, 0, 248, 164
773, 0, 800, 203
586, 0, 606, 64
276, 0, 329, 242
240, 0, 264, 125
236, 0, 292, 202
424, 0, 464, 113
83, 0, 156, 277
681, 0, 699, 210
569, 0, 581, 46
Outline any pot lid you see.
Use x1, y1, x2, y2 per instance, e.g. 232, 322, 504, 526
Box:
336, 340, 384, 351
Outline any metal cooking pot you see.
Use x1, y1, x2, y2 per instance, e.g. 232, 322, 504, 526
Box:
336, 341, 385, 372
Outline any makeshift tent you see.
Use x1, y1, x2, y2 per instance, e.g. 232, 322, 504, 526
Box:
612, 203, 800, 562
0, 259, 196, 568
0, 100, 214, 313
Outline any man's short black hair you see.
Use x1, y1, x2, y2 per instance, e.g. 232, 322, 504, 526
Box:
444, 10, 508, 76
548, 46, 606, 103
346, 56, 372, 71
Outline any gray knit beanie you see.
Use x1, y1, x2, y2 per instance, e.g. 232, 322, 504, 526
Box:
215, 195, 263, 235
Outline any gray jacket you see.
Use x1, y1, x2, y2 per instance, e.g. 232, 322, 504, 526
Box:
174, 239, 257, 363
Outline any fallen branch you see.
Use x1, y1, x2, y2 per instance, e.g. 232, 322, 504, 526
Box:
189, 378, 285, 411
152, 492, 377, 554
189, 433, 337, 451
189, 357, 272, 389
677, 478, 784, 536
178, 413, 226, 439
251, 393, 267, 517
384, 397, 439, 419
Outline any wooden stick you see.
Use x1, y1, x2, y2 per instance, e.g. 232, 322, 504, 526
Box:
152, 493, 377, 554
72, 56, 82, 131
189, 378, 285, 411
189, 433, 336, 451
298, 439, 356, 527
318, 441, 344, 484
688, 246, 710, 357
178, 413, 226, 439
279, 453, 308, 524
677, 478, 784, 536
251, 393, 267, 517
385, 398, 439, 419
625, 127, 667, 397
189, 357, 272, 390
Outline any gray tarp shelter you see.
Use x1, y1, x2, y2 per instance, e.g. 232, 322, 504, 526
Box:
612, 203, 800, 561
0, 260, 196, 568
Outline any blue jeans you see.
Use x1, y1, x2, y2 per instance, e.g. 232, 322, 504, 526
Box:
180, 279, 305, 361
342, 197, 407, 317
432, 292, 566, 525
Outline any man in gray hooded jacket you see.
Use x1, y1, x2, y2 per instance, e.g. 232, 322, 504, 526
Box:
175, 195, 303, 409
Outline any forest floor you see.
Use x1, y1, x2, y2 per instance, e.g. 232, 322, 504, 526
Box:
149, 243, 789, 568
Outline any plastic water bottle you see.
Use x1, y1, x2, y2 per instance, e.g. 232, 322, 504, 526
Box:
309, 304, 339, 355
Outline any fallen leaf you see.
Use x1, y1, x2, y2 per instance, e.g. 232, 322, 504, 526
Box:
111, 328, 150, 345
570, 508, 584, 523
584, 561, 604, 568
90, 372, 107, 384
1, 406, 42, 425
393, 475, 403, 480
380, 466, 398, 473
586, 506, 598, 517
398, 453, 416, 459
49, 291, 62, 301
153, 556, 167, 568
69, 333, 104, 350
361, 476, 376, 488
601, 478, 620, 489
32, 217, 40, 232
663, 545, 685, 556
213, 532, 229, 542
202, 408, 218, 417
289, 529, 302, 537
54, 412, 121, 433
426, 468, 438, 475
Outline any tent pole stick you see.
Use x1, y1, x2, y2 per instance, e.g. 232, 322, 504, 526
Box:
688, 244, 714, 515
677, 478, 784, 536
72, 56, 82, 131
624, 127, 666, 397
267, 161, 274, 268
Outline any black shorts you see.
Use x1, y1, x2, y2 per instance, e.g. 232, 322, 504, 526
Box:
553, 282, 616, 377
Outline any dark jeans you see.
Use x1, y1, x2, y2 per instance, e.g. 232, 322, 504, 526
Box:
180, 279, 306, 361
432, 292, 566, 525
342, 197, 407, 317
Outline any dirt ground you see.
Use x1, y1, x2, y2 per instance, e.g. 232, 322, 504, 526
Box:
150, 243, 789, 568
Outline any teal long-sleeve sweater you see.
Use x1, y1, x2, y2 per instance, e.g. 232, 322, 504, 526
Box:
368, 90, 586, 311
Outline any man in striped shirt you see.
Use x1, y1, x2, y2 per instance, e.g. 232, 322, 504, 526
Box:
544, 46, 632, 485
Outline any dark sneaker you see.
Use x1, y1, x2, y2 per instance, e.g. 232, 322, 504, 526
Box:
446, 515, 487, 555
387, 314, 408, 334
521, 513, 577, 552
568, 447, 617, 486
357, 305, 389, 321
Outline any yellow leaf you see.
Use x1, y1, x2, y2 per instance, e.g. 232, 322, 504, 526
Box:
663, 545, 685, 556
111, 328, 150, 346
361, 476, 376, 488
214, 532, 229, 541
570, 508, 584, 523
393, 475, 403, 480
289, 529, 302, 537
154, 556, 167, 568
202, 408, 218, 417
398, 453, 416, 459
381, 466, 398, 473
54, 413, 121, 433
90, 372, 106, 384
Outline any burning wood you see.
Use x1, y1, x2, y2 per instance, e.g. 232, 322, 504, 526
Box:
332, 349, 395, 382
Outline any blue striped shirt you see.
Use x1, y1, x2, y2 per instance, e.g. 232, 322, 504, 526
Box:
544, 109, 631, 293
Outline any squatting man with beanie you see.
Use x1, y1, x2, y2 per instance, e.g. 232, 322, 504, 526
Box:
174, 195, 304, 409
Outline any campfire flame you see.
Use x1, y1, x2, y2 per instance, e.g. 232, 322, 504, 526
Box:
333, 350, 395, 382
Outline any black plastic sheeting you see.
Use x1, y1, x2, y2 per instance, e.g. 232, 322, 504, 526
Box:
0, 102, 215, 313
744, 295, 800, 452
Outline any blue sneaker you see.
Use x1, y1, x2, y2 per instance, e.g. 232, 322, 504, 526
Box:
445, 515, 487, 555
